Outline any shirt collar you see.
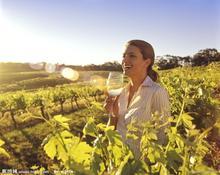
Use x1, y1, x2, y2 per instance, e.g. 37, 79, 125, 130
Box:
141, 76, 154, 87
124, 76, 154, 91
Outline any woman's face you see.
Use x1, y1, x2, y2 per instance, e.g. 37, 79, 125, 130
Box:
122, 45, 150, 79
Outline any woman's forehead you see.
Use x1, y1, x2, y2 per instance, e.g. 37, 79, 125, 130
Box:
124, 45, 141, 53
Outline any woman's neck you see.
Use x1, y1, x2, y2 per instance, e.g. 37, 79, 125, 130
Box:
130, 73, 147, 92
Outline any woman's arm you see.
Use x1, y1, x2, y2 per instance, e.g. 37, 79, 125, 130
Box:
152, 87, 170, 117
151, 87, 171, 145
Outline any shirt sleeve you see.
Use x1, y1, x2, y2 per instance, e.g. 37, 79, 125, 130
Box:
151, 87, 171, 145
151, 87, 170, 117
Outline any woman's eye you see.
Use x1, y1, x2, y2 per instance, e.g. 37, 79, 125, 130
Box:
128, 54, 136, 58
123, 54, 136, 58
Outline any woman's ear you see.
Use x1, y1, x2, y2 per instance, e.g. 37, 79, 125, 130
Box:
144, 58, 151, 67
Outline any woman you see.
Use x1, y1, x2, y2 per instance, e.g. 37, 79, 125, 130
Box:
104, 40, 170, 158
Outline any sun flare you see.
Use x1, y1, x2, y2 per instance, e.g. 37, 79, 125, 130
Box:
61, 67, 79, 81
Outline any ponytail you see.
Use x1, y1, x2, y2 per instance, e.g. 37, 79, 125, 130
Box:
148, 66, 158, 82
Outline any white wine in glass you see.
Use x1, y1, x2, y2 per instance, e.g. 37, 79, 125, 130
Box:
106, 72, 124, 97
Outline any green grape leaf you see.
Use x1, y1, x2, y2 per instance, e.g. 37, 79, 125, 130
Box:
58, 131, 79, 163
116, 152, 133, 175
91, 101, 104, 111
57, 142, 69, 162
70, 142, 92, 166
54, 115, 69, 122
83, 119, 97, 137
214, 119, 220, 128
54, 115, 70, 130
148, 132, 158, 140
90, 152, 105, 174
0, 139, 5, 147
160, 165, 169, 175
167, 150, 182, 170
30, 165, 39, 170
181, 113, 193, 121
111, 145, 123, 166
181, 113, 194, 129
0, 148, 10, 158
43, 136, 57, 159
126, 133, 139, 141
97, 123, 107, 131
105, 127, 123, 145
176, 135, 185, 149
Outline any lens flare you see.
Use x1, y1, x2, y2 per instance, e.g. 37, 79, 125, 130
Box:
45, 63, 56, 73
90, 75, 106, 87
61, 67, 79, 81
29, 62, 44, 70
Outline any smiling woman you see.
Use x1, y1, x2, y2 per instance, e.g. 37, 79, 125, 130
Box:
104, 39, 170, 158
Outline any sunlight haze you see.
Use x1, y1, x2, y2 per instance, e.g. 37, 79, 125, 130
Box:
0, 0, 219, 65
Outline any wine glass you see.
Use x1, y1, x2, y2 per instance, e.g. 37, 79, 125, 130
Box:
106, 72, 124, 97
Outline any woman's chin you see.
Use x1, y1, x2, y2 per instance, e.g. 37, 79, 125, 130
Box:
123, 70, 131, 77
123, 70, 128, 75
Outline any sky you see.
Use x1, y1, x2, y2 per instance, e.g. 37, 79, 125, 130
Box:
0, 0, 219, 65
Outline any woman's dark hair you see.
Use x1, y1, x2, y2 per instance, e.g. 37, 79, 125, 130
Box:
126, 39, 158, 82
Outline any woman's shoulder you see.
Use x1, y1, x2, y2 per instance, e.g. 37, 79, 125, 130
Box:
151, 81, 165, 90
142, 76, 168, 97
151, 82, 169, 97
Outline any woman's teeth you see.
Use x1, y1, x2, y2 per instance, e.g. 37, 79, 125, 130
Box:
124, 66, 132, 70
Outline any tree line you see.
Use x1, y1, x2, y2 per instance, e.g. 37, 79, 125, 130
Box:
0, 48, 219, 72
156, 48, 220, 70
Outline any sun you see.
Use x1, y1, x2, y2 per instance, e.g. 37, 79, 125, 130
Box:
0, 6, 21, 62
0, 9, 41, 63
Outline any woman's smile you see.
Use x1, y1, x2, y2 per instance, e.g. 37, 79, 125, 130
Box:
123, 65, 133, 71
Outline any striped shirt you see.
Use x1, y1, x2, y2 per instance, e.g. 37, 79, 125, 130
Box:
116, 76, 170, 158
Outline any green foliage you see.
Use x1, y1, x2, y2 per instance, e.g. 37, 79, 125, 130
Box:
1, 63, 219, 173
40, 64, 219, 174
54, 115, 71, 130
160, 63, 219, 131
42, 112, 219, 174
0, 139, 10, 158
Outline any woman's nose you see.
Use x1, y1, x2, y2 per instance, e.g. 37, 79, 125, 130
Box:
122, 54, 128, 62
122, 56, 130, 65
122, 58, 126, 65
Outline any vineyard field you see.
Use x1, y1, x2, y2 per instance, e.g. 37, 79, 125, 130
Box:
0, 63, 219, 174
0, 70, 110, 93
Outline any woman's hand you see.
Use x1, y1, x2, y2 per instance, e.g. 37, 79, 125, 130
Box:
104, 94, 119, 128
103, 95, 119, 117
